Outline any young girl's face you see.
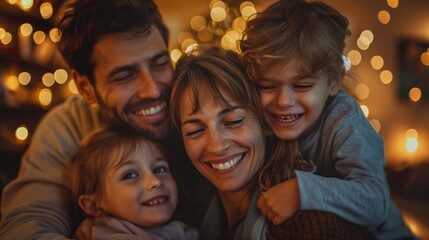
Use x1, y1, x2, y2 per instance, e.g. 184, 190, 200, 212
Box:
256, 58, 338, 140
100, 141, 177, 227
179, 84, 265, 194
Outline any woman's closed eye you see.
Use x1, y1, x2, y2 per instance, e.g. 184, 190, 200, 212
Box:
184, 127, 205, 138
225, 117, 244, 127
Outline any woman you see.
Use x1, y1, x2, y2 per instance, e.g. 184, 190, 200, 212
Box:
170, 45, 365, 239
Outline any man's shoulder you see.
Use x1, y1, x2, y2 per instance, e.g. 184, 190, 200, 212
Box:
45, 95, 99, 121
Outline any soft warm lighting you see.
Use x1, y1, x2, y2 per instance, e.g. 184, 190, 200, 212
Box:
221, 29, 241, 51
360, 105, 369, 117
360, 30, 374, 43
190, 16, 206, 32
40, 2, 53, 19
42, 73, 55, 87
181, 38, 197, 52
355, 84, 370, 100
67, 79, 79, 95
357, 36, 370, 50
177, 31, 194, 46
347, 50, 361, 65
380, 70, 393, 84
49, 28, 61, 43
378, 10, 391, 24
170, 48, 182, 63
387, 0, 399, 8
405, 129, 418, 139
409, 87, 421, 102
20, 0, 33, 9
420, 52, 429, 66
18, 72, 31, 85
369, 119, 381, 133
210, 7, 227, 22
33, 31, 46, 45
15, 126, 29, 141
185, 43, 199, 54
370, 55, 384, 70
0, 28, 5, 39
233, 17, 246, 32
54, 69, 68, 84
198, 28, 214, 42
240, 5, 256, 19
5, 75, 19, 91
405, 138, 418, 153
1, 32, 12, 45
19, 23, 33, 36
39, 88, 52, 106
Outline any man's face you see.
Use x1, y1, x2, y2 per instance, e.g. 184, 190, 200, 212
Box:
88, 29, 174, 140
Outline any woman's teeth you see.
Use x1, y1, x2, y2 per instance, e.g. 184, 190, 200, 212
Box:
211, 155, 242, 170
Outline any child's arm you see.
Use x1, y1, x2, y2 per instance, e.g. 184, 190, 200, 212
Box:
257, 178, 300, 225
295, 95, 390, 227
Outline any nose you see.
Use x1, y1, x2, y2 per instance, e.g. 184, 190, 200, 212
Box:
137, 68, 162, 99
207, 128, 230, 154
276, 86, 295, 108
145, 172, 163, 191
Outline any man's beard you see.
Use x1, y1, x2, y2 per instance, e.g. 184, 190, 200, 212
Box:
94, 90, 171, 141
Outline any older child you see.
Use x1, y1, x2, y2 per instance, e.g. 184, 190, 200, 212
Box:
240, 0, 415, 239
69, 127, 198, 240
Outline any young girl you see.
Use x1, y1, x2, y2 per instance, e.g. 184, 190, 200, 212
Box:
240, 0, 415, 239
69, 127, 198, 240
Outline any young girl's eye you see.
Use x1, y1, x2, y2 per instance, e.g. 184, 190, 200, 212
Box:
122, 172, 139, 180
154, 166, 168, 174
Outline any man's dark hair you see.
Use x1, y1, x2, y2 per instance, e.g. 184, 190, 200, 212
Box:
57, 0, 169, 81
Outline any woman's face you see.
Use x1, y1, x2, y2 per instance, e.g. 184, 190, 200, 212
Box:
179, 84, 265, 193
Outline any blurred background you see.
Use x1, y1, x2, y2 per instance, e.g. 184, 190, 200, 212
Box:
0, 0, 428, 238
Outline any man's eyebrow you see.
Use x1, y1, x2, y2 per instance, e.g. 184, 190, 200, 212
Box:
107, 63, 139, 80
149, 50, 170, 63
106, 50, 170, 80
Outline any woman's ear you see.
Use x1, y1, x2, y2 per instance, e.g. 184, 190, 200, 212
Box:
73, 70, 97, 104
78, 194, 97, 216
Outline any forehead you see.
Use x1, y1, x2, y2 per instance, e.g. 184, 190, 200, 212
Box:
91, 29, 168, 78
260, 58, 299, 79
108, 139, 165, 169
182, 82, 238, 113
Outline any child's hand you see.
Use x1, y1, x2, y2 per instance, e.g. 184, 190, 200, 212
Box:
257, 178, 301, 225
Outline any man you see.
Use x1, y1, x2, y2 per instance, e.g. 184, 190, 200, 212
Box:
0, 0, 210, 238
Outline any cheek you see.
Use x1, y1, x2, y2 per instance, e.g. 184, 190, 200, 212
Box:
183, 139, 201, 164
258, 93, 272, 109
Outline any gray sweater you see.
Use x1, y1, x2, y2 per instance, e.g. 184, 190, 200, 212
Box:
296, 90, 415, 239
